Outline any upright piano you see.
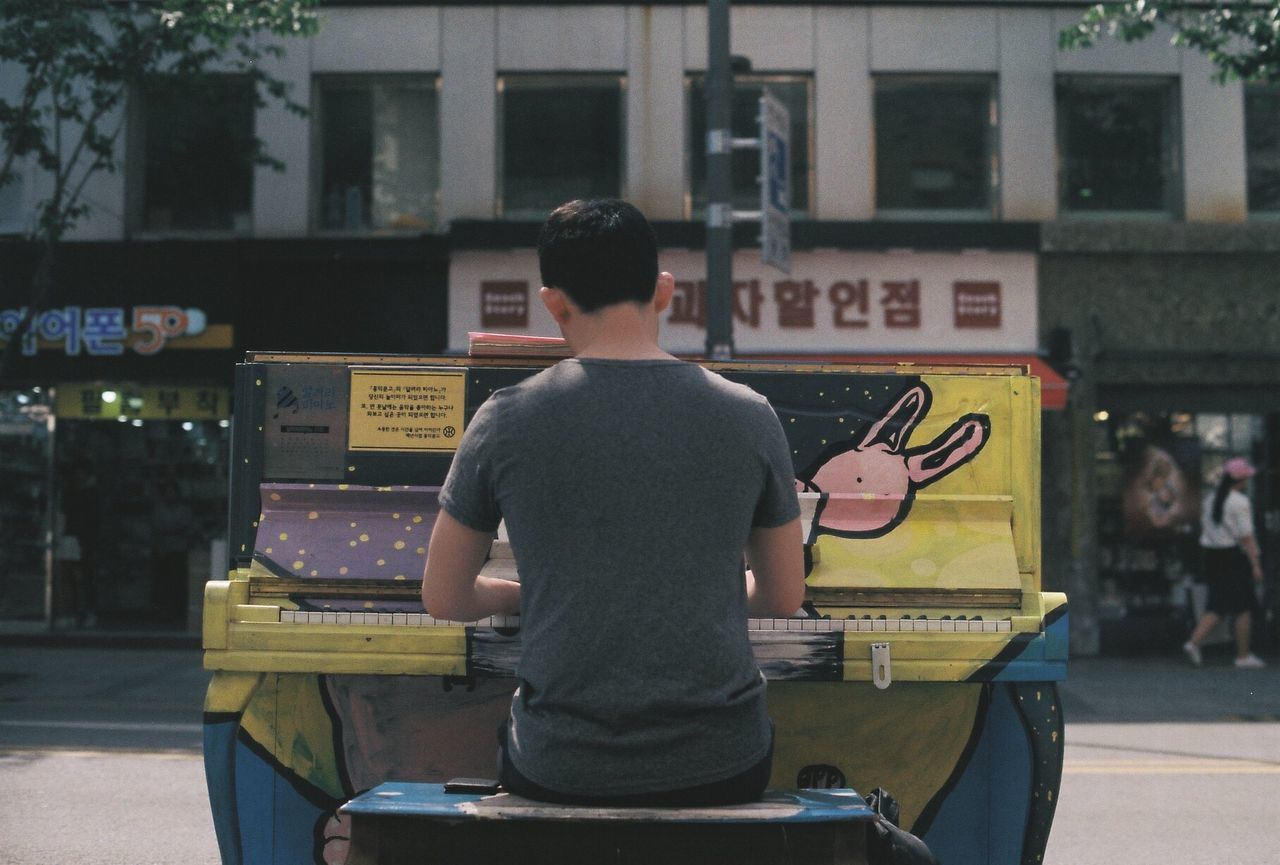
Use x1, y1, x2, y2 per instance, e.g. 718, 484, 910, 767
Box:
203, 353, 1067, 865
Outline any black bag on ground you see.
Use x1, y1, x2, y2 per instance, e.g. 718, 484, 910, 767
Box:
865, 788, 940, 865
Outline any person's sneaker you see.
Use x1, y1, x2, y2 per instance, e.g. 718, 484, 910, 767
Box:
1234, 654, 1266, 669
1182, 641, 1202, 666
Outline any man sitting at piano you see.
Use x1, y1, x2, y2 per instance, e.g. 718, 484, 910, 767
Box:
423, 198, 805, 806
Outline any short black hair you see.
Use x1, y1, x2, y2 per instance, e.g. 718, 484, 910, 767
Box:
537, 199, 659, 313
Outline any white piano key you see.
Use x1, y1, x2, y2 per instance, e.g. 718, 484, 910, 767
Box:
941, 619, 955, 632
407, 613, 422, 626
336, 612, 351, 625
997, 621, 1012, 632
981, 620, 997, 633
378, 613, 393, 626
280, 610, 295, 623
393, 613, 407, 626
322, 612, 337, 625
873, 619, 887, 632
307, 611, 324, 624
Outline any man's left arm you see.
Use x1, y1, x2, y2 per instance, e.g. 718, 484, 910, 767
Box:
422, 510, 521, 621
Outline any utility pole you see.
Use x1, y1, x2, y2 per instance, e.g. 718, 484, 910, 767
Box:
705, 0, 734, 360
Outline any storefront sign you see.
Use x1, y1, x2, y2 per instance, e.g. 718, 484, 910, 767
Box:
55, 384, 230, 420
448, 249, 1038, 354
480, 281, 530, 328
348, 368, 466, 453
0, 306, 232, 356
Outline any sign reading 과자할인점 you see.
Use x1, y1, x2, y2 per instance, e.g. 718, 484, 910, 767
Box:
451, 249, 1037, 354
348, 369, 466, 453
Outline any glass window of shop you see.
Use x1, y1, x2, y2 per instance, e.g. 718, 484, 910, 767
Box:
48, 415, 231, 630
0, 390, 53, 622
1056, 76, 1182, 217
497, 74, 624, 219
316, 76, 440, 232
1092, 409, 1274, 653
685, 74, 812, 218
132, 75, 256, 233
1244, 83, 1280, 214
874, 75, 998, 220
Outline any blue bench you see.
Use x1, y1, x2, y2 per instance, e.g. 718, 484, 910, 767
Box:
340, 782, 878, 865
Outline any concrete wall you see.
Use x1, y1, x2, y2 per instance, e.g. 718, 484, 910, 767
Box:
0, 4, 1262, 238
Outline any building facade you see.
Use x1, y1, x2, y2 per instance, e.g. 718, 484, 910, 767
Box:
1, 1, 1277, 652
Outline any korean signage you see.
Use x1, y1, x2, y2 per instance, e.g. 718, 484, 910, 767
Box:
448, 249, 1038, 354
480, 282, 530, 328
348, 368, 466, 453
55, 384, 230, 420
0, 306, 231, 356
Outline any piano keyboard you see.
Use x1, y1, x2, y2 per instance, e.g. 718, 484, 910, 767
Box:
276, 609, 1011, 633
279, 610, 519, 628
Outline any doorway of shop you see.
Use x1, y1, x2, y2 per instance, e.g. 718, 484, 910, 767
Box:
54, 418, 229, 631
1093, 410, 1276, 657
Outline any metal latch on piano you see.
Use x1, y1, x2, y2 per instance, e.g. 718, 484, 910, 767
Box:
871, 642, 891, 690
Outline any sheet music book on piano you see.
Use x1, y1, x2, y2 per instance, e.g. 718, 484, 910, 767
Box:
468, 331, 572, 359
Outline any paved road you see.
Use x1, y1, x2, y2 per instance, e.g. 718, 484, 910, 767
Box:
1, 645, 1276, 865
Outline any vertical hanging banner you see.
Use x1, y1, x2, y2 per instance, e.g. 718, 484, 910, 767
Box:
760, 89, 791, 275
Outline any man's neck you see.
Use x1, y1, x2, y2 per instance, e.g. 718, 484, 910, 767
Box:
565, 303, 676, 361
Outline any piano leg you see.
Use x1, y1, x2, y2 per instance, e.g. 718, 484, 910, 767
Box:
203, 672, 264, 865
1009, 681, 1065, 865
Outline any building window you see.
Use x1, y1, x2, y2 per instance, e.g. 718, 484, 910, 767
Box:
1245, 84, 1280, 214
1056, 76, 1181, 217
0, 172, 23, 235
874, 75, 997, 220
498, 75, 624, 219
136, 76, 255, 233
686, 75, 812, 217
316, 77, 440, 233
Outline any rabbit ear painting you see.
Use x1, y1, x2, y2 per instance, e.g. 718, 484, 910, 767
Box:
797, 384, 991, 539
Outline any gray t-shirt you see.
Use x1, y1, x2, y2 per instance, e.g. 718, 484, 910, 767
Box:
438, 358, 800, 796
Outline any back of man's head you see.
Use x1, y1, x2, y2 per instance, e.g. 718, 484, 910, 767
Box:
537, 199, 659, 313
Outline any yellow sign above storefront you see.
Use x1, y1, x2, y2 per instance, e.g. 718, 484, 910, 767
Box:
55, 384, 231, 420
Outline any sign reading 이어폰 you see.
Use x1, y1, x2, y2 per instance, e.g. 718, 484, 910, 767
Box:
348, 368, 466, 453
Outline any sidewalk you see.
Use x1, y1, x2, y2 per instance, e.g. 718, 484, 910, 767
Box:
1061, 651, 1279, 723
0, 618, 200, 650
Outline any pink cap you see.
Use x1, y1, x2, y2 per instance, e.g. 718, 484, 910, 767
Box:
1224, 457, 1257, 481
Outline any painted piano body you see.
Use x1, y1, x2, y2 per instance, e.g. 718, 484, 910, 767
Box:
203, 354, 1066, 865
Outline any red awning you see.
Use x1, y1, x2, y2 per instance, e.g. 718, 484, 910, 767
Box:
736, 354, 1069, 410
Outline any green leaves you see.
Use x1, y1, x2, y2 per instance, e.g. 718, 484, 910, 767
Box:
1061, 1, 1280, 85
0, 0, 320, 240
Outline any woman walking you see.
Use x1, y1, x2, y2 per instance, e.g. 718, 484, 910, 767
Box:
1184, 458, 1266, 668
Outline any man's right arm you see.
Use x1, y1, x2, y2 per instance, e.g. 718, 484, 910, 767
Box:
744, 517, 805, 616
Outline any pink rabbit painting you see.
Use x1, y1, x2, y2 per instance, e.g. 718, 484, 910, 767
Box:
796, 384, 990, 539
